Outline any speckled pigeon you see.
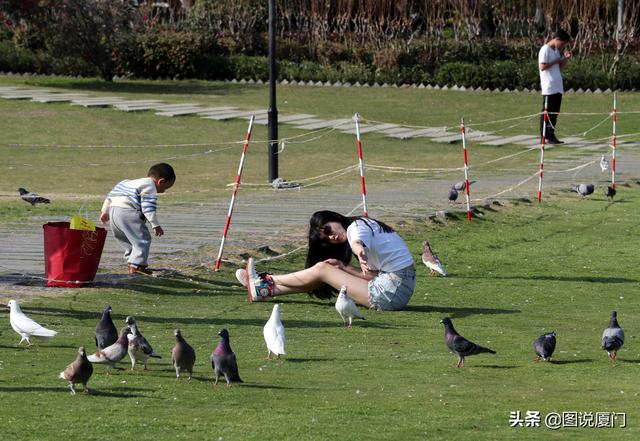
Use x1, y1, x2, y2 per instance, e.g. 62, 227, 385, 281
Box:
17, 187, 50, 206
604, 186, 616, 201
59, 346, 93, 394
263, 304, 286, 359
452, 180, 475, 191
211, 329, 243, 386
440, 317, 495, 368
8, 299, 57, 346
534, 332, 556, 362
95, 305, 118, 350
448, 188, 459, 203
602, 311, 624, 361
125, 316, 161, 370
570, 183, 595, 197
421, 241, 446, 276
87, 327, 131, 373
335, 285, 365, 327
172, 329, 196, 381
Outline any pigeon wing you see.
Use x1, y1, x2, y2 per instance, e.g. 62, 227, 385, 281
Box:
11, 312, 57, 337
451, 335, 476, 355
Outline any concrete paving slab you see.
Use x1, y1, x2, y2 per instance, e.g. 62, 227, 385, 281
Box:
201, 109, 267, 120
379, 127, 421, 135
157, 106, 236, 117
0, 91, 53, 99
31, 94, 89, 103
276, 114, 316, 123
386, 127, 448, 139
293, 118, 352, 130
482, 135, 540, 146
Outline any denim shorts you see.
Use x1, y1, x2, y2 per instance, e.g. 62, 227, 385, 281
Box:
368, 265, 416, 311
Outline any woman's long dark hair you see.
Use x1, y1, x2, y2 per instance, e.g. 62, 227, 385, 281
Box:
305, 210, 394, 299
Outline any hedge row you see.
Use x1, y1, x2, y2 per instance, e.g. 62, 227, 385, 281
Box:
2, 38, 640, 91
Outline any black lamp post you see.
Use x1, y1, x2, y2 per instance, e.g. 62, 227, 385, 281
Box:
267, 0, 278, 183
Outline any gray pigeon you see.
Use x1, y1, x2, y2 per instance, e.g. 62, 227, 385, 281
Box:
95, 305, 118, 350
172, 329, 196, 381
17, 187, 50, 206
534, 332, 556, 362
421, 241, 446, 276
452, 180, 475, 191
125, 316, 161, 370
602, 311, 624, 361
87, 327, 131, 373
604, 186, 616, 201
448, 188, 459, 203
211, 329, 243, 386
59, 346, 93, 394
570, 183, 595, 197
440, 317, 496, 368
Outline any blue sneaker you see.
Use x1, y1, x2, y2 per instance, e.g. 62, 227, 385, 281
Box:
245, 257, 272, 303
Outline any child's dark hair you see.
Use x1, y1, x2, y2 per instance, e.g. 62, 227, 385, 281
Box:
552, 29, 571, 42
305, 210, 394, 299
148, 163, 176, 183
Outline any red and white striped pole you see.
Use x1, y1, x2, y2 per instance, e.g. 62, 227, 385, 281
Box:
460, 118, 472, 221
611, 92, 617, 190
214, 116, 255, 271
354, 113, 369, 217
538, 96, 548, 204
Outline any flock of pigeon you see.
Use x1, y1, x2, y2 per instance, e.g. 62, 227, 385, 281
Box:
7, 301, 286, 394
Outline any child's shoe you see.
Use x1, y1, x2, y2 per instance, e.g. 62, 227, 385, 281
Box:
128, 264, 153, 275
245, 257, 273, 303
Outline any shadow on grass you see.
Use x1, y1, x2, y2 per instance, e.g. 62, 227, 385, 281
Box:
454, 275, 637, 284
0, 344, 78, 350
21, 305, 347, 328
239, 383, 311, 390
0, 385, 151, 398
286, 357, 336, 363
616, 359, 640, 364
404, 305, 520, 318
476, 365, 519, 369
549, 359, 594, 365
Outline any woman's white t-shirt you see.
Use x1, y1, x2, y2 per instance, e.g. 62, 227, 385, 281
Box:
538, 44, 564, 95
346, 219, 414, 272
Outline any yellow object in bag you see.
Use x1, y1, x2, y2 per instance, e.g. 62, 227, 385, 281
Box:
70, 214, 96, 231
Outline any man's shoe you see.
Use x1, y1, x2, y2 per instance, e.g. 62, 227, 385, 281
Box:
245, 257, 272, 303
235, 269, 247, 287
545, 136, 564, 145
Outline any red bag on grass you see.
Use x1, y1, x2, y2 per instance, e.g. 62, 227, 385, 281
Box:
43, 221, 107, 287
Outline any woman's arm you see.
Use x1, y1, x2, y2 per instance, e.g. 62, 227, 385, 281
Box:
324, 258, 377, 281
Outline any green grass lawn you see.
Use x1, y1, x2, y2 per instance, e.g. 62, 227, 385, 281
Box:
1, 75, 639, 440
1, 188, 639, 440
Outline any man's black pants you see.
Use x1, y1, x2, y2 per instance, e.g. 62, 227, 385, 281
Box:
540, 93, 563, 139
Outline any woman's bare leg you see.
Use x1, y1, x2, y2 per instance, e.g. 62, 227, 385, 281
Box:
270, 262, 371, 307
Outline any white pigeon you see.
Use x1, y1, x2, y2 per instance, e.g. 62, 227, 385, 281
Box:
335, 285, 365, 328
263, 304, 286, 359
600, 155, 610, 172
7, 300, 57, 345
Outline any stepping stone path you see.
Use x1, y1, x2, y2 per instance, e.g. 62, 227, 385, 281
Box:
0, 86, 619, 154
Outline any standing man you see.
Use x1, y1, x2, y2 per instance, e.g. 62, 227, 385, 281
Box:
538, 29, 572, 144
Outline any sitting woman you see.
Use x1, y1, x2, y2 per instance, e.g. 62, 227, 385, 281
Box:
236, 210, 416, 311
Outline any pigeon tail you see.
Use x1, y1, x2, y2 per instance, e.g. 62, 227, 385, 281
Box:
602, 336, 623, 351
30, 327, 57, 338
476, 346, 496, 354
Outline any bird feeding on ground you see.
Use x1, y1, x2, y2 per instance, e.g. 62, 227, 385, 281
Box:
7, 299, 57, 346
602, 311, 624, 362
335, 285, 365, 328
172, 329, 196, 381
125, 316, 162, 370
604, 186, 616, 201
17, 187, 50, 206
421, 241, 446, 276
440, 317, 495, 368
211, 329, 243, 386
59, 346, 93, 395
570, 183, 595, 198
452, 180, 475, 191
447, 188, 459, 204
533, 332, 556, 362
263, 304, 286, 359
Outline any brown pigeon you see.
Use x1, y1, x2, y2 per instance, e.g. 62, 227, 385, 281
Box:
421, 241, 446, 276
171, 329, 196, 381
59, 346, 94, 394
